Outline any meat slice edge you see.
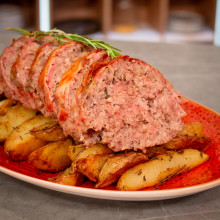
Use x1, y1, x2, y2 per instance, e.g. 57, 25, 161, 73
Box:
56, 49, 111, 136
26, 42, 59, 110
38, 41, 94, 118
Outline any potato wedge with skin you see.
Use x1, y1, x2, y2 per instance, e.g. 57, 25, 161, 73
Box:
68, 145, 85, 161
0, 104, 37, 142
76, 154, 110, 182
28, 139, 72, 172
161, 122, 210, 150
75, 143, 113, 161
0, 99, 14, 115
73, 144, 113, 182
4, 115, 53, 160
30, 122, 66, 142
117, 149, 209, 191
48, 167, 85, 186
96, 151, 149, 188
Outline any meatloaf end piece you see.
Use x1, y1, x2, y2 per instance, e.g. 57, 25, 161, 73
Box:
56, 49, 110, 136
26, 42, 59, 110
0, 36, 30, 100
71, 55, 186, 152
38, 41, 93, 118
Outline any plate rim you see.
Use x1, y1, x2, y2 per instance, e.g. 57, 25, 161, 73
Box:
1, 165, 219, 201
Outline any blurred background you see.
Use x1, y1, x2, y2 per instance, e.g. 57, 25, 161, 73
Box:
0, 0, 219, 45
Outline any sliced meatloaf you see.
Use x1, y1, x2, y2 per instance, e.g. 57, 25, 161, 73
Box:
56, 49, 110, 135
0, 36, 30, 100
26, 41, 59, 110
38, 41, 93, 118
69, 55, 186, 152
10, 37, 54, 108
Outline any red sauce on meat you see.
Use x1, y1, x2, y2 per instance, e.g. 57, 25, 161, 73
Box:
0, 98, 219, 190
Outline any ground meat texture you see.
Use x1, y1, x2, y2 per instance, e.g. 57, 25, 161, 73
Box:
10, 37, 51, 108
38, 41, 93, 118
0, 36, 30, 100
56, 49, 110, 136
71, 55, 186, 152
26, 42, 59, 110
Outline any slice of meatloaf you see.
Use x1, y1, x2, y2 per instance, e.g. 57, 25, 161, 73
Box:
38, 41, 93, 118
10, 37, 54, 108
69, 55, 186, 152
0, 36, 30, 100
56, 49, 110, 136
26, 42, 59, 110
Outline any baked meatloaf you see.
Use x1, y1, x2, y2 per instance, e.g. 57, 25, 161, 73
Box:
67, 55, 186, 151
0, 31, 186, 153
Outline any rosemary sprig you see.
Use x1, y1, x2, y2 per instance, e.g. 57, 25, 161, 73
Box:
6, 27, 121, 58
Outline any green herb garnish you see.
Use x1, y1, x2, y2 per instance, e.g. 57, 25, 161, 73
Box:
6, 27, 121, 58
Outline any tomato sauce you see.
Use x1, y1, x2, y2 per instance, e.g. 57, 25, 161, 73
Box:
0, 99, 219, 190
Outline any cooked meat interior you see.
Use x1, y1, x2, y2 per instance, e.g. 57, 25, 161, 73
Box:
71, 56, 186, 151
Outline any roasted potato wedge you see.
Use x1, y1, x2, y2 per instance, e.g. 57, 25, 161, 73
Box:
74, 144, 113, 182
117, 149, 209, 191
4, 115, 52, 160
68, 145, 85, 161
48, 167, 85, 186
68, 145, 87, 178
30, 122, 66, 142
96, 151, 149, 188
0, 99, 14, 115
75, 143, 112, 161
28, 139, 72, 171
0, 104, 37, 142
76, 154, 110, 182
180, 122, 205, 136
161, 122, 210, 150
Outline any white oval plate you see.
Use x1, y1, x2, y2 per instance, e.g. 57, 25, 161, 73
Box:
1, 165, 219, 201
